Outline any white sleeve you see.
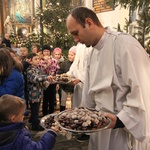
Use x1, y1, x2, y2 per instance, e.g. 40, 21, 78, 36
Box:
115, 35, 150, 142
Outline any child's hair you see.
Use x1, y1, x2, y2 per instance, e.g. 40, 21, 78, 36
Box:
0, 48, 15, 78
26, 52, 37, 60
0, 94, 26, 122
20, 46, 28, 52
6, 47, 16, 54
0, 48, 23, 74
31, 44, 40, 53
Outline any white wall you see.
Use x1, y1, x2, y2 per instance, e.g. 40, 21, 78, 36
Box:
85, 1, 129, 31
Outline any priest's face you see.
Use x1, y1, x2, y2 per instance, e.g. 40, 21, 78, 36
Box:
66, 15, 93, 47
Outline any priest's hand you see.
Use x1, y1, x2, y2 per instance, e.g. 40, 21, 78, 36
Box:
104, 113, 125, 129
72, 78, 81, 85
104, 113, 117, 128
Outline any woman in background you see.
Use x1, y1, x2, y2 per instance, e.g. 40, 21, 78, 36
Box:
39, 45, 59, 115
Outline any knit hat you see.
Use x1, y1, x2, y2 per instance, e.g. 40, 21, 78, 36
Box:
69, 46, 76, 54
53, 47, 62, 54
42, 44, 52, 52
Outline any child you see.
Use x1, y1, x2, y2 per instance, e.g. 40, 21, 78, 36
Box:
31, 44, 40, 53
53, 47, 64, 107
0, 94, 57, 150
0, 48, 24, 98
58, 46, 76, 111
39, 45, 59, 116
19, 46, 28, 61
26, 53, 52, 131
53, 47, 64, 63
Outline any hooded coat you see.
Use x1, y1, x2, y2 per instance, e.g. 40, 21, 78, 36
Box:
0, 122, 56, 150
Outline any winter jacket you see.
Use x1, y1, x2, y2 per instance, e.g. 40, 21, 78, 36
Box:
27, 65, 47, 103
0, 122, 57, 150
0, 69, 24, 99
58, 60, 74, 93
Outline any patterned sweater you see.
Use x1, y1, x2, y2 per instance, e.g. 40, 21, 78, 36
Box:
27, 65, 47, 103
39, 56, 59, 76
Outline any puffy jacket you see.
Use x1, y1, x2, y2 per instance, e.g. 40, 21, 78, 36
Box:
0, 69, 24, 99
0, 122, 56, 150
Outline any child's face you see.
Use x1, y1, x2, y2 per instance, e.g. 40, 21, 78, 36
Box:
68, 51, 75, 62
31, 56, 40, 67
32, 47, 38, 53
11, 106, 26, 122
20, 48, 28, 57
43, 49, 50, 56
53, 52, 61, 60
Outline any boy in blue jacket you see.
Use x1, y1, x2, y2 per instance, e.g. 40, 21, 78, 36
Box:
0, 94, 57, 150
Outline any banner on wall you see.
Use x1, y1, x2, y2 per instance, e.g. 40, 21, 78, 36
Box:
93, 0, 114, 13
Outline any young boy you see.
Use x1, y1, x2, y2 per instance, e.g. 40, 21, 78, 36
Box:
19, 46, 28, 61
0, 94, 57, 150
26, 53, 52, 131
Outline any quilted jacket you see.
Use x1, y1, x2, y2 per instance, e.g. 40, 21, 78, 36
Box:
0, 122, 56, 150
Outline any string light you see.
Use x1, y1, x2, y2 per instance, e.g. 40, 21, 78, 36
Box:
10, 0, 79, 52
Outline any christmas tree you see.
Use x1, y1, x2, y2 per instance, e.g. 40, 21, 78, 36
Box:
36, 0, 76, 55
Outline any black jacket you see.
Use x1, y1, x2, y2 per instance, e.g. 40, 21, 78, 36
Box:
58, 60, 74, 93
2, 38, 11, 48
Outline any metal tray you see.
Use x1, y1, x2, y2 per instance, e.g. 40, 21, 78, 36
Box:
40, 113, 58, 130
55, 108, 111, 133
51, 75, 75, 84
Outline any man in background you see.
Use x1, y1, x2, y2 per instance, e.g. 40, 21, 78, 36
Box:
2, 33, 11, 48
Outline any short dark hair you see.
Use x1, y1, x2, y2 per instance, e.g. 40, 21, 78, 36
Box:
0, 94, 25, 122
26, 52, 37, 60
69, 6, 102, 28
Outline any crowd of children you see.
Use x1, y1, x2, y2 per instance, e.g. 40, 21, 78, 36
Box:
0, 43, 77, 128
0, 41, 83, 149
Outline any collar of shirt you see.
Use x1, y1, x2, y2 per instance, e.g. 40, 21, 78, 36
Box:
93, 27, 111, 50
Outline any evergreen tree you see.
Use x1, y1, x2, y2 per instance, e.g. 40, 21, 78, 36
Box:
111, 0, 150, 10
109, 0, 150, 54
133, 7, 150, 48
36, 0, 76, 55
123, 18, 132, 33
145, 40, 150, 54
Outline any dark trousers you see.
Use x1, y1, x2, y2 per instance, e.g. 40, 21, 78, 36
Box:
42, 84, 56, 116
30, 102, 40, 128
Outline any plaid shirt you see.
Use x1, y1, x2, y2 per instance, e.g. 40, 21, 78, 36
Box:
27, 65, 47, 103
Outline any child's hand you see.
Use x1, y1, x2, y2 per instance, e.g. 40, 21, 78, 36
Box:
49, 122, 60, 133
47, 75, 53, 82
51, 125, 59, 132
56, 84, 59, 91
